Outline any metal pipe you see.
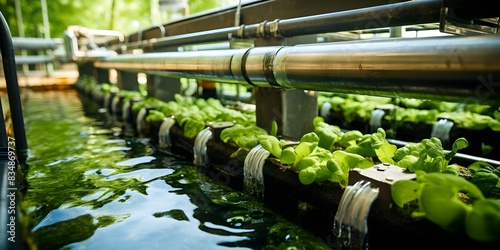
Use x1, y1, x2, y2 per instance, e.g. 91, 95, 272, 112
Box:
88, 29, 124, 42
14, 55, 53, 65
14, 0, 29, 74
14, 0, 25, 38
271, 35, 500, 106
41, 0, 50, 39
94, 49, 247, 83
276, 0, 442, 37
95, 34, 500, 106
12, 37, 60, 50
117, 0, 441, 51
115, 0, 459, 54
151, 27, 239, 50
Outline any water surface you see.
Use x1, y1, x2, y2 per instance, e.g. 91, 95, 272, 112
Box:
21, 89, 330, 250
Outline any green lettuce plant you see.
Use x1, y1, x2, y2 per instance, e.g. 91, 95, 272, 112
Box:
391, 171, 500, 242
393, 137, 468, 173
468, 161, 500, 198
220, 124, 269, 149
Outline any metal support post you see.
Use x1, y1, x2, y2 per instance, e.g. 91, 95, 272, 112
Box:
146, 75, 181, 102
254, 35, 318, 139
117, 70, 139, 91
77, 62, 94, 78
95, 68, 110, 84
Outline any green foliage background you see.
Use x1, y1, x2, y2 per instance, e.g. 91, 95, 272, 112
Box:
1, 0, 219, 38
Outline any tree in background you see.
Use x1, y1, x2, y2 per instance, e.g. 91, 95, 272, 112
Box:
1, 0, 222, 38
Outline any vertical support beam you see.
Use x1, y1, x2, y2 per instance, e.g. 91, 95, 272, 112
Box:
77, 62, 94, 78
95, 68, 110, 84
117, 70, 139, 91
390, 26, 405, 38
143, 45, 181, 101
146, 75, 181, 102
14, 0, 29, 75
40, 0, 53, 76
254, 35, 318, 139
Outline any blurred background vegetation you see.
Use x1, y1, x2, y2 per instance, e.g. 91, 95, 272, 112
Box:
1, 0, 241, 38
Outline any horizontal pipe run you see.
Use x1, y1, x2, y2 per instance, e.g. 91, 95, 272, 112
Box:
12, 37, 61, 50
152, 27, 239, 51
113, 0, 442, 52
94, 49, 247, 83
277, 0, 442, 37
94, 34, 500, 106
15, 55, 53, 65
272, 35, 500, 105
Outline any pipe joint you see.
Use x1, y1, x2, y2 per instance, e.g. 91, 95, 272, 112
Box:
236, 24, 246, 38
243, 46, 282, 87
256, 20, 269, 38
269, 19, 281, 37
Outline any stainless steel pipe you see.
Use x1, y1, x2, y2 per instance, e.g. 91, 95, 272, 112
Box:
94, 49, 246, 83
276, 0, 441, 37
15, 55, 53, 65
12, 37, 61, 50
271, 35, 500, 105
94, 34, 500, 106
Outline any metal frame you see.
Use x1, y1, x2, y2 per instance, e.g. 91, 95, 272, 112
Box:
83, 0, 500, 107
104, 0, 409, 47
110, 0, 439, 52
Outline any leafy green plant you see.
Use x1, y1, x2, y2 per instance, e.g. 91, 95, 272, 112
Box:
312, 116, 343, 151
319, 92, 500, 131
464, 198, 500, 242
136, 94, 257, 139
392, 137, 468, 173
220, 124, 268, 149
468, 161, 500, 198
256, 128, 375, 186
391, 171, 500, 242
145, 110, 166, 122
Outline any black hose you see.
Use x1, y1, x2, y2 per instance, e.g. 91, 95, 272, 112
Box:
0, 97, 7, 148
0, 11, 28, 164
0, 11, 27, 250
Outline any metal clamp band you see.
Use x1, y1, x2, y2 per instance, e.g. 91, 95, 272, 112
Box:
269, 19, 281, 37
257, 20, 268, 38
155, 24, 166, 37
237, 24, 246, 38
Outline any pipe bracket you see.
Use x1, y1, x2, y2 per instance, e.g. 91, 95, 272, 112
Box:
269, 19, 281, 37
237, 24, 246, 38
155, 24, 166, 37
257, 20, 269, 38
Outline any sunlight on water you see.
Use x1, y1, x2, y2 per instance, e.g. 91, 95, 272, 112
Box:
20, 90, 330, 250
116, 156, 156, 167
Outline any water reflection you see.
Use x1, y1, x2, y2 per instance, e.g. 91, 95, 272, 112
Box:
21, 90, 330, 249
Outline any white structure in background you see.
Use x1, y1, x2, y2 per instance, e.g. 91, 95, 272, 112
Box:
158, 0, 189, 22
153, 0, 253, 23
